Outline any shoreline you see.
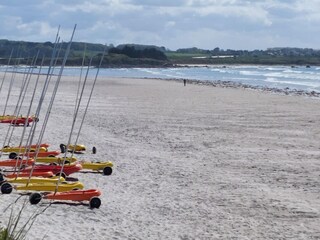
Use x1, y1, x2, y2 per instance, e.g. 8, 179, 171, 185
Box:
2, 64, 320, 98
5, 69, 320, 98
166, 78, 320, 98
131, 76, 320, 98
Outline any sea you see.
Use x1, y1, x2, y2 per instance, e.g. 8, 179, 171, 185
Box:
1, 65, 320, 92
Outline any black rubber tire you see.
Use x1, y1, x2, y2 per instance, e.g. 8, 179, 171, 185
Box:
29, 192, 42, 205
9, 152, 17, 159
103, 167, 112, 176
49, 162, 57, 166
56, 172, 66, 179
14, 156, 22, 160
92, 146, 97, 154
48, 155, 55, 157
89, 197, 101, 209
60, 144, 66, 154
1, 182, 13, 194
0, 173, 4, 182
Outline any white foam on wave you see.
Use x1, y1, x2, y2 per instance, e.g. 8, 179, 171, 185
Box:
265, 77, 320, 88
264, 71, 320, 81
239, 70, 262, 76
210, 68, 228, 73
283, 69, 303, 74
264, 66, 287, 71
232, 65, 262, 70
8, 65, 320, 92
137, 68, 161, 75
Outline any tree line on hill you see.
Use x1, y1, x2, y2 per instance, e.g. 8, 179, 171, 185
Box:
0, 40, 170, 67
170, 47, 320, 65
109, 45, 167, 60
1, 39, 320, 66
175, 47, 320, 57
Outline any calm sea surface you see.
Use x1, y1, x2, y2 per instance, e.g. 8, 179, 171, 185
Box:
2, 65, 320, 92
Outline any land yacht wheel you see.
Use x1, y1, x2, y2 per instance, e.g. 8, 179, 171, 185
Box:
60, 144, 66, 154
1, 182, 13, 194
92, 146, 97, 154
0, 173, 4, 182
89, 197, 101, 209
103, 167, 112, 176
29, 192, 42, 205
9, 152, 17, 159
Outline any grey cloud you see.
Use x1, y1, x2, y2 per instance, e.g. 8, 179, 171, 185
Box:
0, 0, 319, 50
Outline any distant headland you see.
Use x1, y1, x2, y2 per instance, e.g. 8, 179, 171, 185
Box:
1, 39, 320, 67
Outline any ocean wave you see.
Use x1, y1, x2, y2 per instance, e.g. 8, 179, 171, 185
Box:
265, 77, 320, 88
3, 65, 320, 92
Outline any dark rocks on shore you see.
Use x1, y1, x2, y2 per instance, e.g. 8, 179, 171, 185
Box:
160, 78, 320, 98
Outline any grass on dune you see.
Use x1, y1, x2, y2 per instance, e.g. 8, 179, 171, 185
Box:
0, 197, 49, 240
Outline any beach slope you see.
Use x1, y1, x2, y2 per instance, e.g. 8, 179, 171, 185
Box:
0, 76, 319, 239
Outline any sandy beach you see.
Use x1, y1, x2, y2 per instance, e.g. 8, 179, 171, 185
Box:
0, 73, 320, 239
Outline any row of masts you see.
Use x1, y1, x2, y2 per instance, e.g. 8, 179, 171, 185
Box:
0, 24, 107, 197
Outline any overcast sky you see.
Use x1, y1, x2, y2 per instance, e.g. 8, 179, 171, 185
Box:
0, 0, 319, 50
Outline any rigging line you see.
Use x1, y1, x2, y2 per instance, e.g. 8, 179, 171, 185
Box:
21, 42, 62, 164
2, 58, 21, 116
0, 30, 60, 157
19, 51, 60, 183
11, 53, 40, 148
67, 57, 93, 159
24, 53, 62, 183
0, 48, 14, 98
18, 55, 33, 90
34, 30, 76, 158
11, 29, 61, 182
73, 43, 87, 118
72, 47, 106, 156
14, 51, 31, 92
2, 46, 24, 116
33, 41, 64, 150
16, 57, 40, 120
7, 54, 40, 147
13, 56, 46, 178
54, 26, 94, 193
4, 56, 37, 140
22, 39, 63, 161
19, 55, 45, 147
13, 56, 35, 116
22, 32, 62, 160
55, 58, 94, 193
34, 24, 77, 153
1, 54, 39, 174
0, 55, 37, 157
49, 38, 63, 77
27, 24, 77, 185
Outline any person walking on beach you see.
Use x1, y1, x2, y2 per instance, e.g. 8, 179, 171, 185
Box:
183, 79, 186, 86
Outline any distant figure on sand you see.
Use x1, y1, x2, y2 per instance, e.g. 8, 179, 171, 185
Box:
183, 79, 186, 86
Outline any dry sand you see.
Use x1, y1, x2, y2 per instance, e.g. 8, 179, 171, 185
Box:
0, 74, 320, 239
